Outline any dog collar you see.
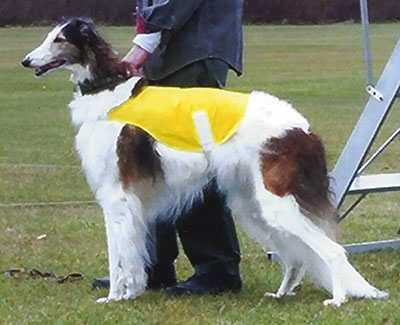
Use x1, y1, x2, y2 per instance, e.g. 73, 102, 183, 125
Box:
77, 74, 129, 95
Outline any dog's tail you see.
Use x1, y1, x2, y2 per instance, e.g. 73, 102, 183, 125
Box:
261, 127, 338, 238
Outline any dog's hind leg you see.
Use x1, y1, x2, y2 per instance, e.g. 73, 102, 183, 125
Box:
96, 188, 148, 303
250, 170, 387, 306
321, 257, 389, 306
232, 203, 306, 298
265, 263, 305, 298
284, 264, 305, 296
240, 216, 306, 298
224, 172, 307, 299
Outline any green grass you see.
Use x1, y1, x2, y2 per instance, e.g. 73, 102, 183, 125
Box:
1, 24, 400, 324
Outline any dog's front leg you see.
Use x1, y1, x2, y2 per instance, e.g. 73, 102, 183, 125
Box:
97, 193, 148, 303
97, 209, 124, 303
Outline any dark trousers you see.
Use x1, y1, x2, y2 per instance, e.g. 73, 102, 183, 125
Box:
147, 59, 241, 279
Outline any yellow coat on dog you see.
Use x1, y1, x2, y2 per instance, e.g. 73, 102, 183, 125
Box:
108, 86, 249, 152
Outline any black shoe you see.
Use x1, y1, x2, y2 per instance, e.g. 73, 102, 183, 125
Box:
92, 277, 110, 290
164, 273, 242, 296
146, 262, 177, 290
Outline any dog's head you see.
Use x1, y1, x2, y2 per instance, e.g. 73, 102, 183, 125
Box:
21, 18, 103, 80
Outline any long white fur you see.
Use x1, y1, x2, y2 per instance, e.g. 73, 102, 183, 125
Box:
22, 22, 389, 306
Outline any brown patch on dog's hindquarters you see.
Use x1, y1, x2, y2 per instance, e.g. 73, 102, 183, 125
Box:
117, 125, 163, 188
261, 128, 308, 197
261, 153, 297, 197
261, 128, 335, 222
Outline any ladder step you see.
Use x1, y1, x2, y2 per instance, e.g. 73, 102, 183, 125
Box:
330, 37, 400, 207
268, 239, 400, 261
348, 173, 400, 194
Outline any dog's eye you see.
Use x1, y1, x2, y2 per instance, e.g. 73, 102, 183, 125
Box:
53, 37, 65, 43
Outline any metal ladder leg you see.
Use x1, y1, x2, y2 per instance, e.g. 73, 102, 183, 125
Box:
331, 38, 400, 207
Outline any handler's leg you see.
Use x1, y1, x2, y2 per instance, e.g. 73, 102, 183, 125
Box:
166, 179, 242, 295
145, 221, 178, 289
150, 59, 242, 295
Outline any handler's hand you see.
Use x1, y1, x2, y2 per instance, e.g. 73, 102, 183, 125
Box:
122, 45, 150, 77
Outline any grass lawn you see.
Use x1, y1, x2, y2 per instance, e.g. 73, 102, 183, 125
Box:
1, 23, 400, 324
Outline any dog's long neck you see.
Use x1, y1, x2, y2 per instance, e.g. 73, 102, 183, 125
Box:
68, 35, 138, 127
72, 37, 128, 95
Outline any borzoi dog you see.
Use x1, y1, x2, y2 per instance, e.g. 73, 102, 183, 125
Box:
21, 18, 388, 306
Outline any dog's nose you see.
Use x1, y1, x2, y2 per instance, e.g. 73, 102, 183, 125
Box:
21, 58, 31, 68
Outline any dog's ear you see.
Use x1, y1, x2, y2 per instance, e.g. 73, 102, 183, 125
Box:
76, 18, 99, 42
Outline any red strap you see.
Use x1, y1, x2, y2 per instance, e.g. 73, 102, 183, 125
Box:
136, 15, 146, 34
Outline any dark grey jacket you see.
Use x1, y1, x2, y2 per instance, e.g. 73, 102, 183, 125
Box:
137, 0, 243, 80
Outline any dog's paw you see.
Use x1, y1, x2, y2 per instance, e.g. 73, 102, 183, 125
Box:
96, 290, 141, 303
96, 297, 112, 304
264, 291, 296, 299
96, 294, 121, 304
368, 289, 389, 300
121, 277, 145, 301
122, 289, 140, 301
323, 298, 347, 307
377, 290, 389, 299
264, 292, 282, 299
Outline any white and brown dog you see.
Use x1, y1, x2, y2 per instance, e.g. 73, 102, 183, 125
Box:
22, 18, 388, 306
